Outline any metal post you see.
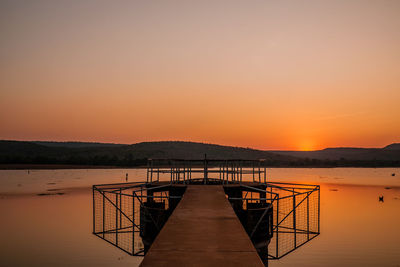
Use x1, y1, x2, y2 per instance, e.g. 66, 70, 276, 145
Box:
236, 164, 238, 182
146, 167, 149, 183
116, 191, 119, 246
252, 163, 255, 182
119, 190, 122, 226
102, 191, 105, 238
318, 186, 320, 233
150, 161, 153, 183
264, 167, 266, 183
226, 164, 228, 184
225, 161, 228, 184
222, 165, 225, 184
231, 163, 234, 182
235, 164, 238, 182
204, 154, 208, 184
276, 195, 279, 258
234, 163, 236, 182
307, 191, 310, 241
132, 191, 135, 255
293, 188, 296, 248
223, 165, 225, 183
92, 187, 95, 234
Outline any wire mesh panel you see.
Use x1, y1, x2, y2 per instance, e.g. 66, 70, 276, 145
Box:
224, 182, 319, 264
267, 183, 320, 260
93, 183, 184, 256
93, 186, 136, 255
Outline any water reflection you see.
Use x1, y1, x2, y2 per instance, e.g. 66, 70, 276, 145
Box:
0, 168, 399, 266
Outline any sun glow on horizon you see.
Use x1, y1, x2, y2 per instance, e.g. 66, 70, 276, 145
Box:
297, 140, 317, 151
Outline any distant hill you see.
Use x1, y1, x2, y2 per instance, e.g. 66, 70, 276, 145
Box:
0, 140, 291, 167
1, 140, 399, 167
120, 141, 292, 160
271, 143, 400, 161
33, 141, 122, 148
383, 143, 400, 150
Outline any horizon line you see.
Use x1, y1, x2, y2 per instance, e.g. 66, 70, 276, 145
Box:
1, 139, 398, 152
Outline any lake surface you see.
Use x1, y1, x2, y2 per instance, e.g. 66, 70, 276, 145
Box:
0, 168, 399, 266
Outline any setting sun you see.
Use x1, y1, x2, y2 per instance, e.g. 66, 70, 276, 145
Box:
297, 140, 316, 151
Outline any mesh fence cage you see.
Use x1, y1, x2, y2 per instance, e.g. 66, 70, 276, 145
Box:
93, 183, 179, 256
267, 182, 320, 260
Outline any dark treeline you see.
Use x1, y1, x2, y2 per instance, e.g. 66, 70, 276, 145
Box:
0, 154, 147, 167
262, 158, 400, 167
2, 155, 400, 167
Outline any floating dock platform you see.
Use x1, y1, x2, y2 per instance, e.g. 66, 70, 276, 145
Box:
92, 158, 320, 266
140, 185, 264, 266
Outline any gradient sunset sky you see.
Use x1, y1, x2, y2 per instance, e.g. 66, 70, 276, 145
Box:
1, 0, 399, 150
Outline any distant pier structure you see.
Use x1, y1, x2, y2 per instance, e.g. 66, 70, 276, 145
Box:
92, 157, 320, 266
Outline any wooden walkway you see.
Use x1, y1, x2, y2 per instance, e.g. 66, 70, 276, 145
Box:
140, 185, 264, 266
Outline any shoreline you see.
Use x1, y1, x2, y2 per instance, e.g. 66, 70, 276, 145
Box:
0, 164, 143, 170
0, 163, 399, 170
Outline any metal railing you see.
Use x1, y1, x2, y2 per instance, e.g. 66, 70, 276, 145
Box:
93, 182, 184, 256
267, 182, 320, 259
225, 182, 320, 261
146, 158, 267, 184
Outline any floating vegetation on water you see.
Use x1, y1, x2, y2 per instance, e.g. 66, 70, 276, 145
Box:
329, 188, 339, 191
37, 192, 65, 196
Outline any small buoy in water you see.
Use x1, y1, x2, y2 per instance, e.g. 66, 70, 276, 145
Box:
379, 196, 384, 202
392, 173, 395, 176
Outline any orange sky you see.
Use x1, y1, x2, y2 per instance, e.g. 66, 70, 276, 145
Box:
0, 1, 399, 150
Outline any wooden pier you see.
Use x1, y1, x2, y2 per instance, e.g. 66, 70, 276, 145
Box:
140, 185, 264, 266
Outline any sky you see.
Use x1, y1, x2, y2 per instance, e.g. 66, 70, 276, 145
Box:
0, 0, 399, 150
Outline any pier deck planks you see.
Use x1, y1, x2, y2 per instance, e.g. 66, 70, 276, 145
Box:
140, 185, 264, 266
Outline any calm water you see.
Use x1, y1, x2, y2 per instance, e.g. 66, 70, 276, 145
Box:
0, 168, 399, 267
